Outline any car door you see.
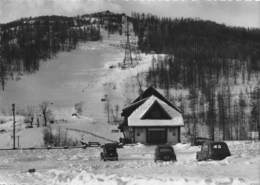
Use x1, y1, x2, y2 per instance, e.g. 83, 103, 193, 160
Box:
198, 143, 209, 160
211, 144, 219, 160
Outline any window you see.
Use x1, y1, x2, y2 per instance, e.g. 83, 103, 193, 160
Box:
213, 144, 222, 149
107, 148, 116, 153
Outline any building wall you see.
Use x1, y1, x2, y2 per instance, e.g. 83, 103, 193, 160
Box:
132, 126, 181, 144
167, 127, 179, 144
134, 127, 146, 143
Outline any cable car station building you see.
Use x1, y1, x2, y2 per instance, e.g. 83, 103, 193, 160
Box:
120, 87, 184, 145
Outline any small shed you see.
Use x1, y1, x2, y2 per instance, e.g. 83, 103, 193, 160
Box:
120, 87, 184, 145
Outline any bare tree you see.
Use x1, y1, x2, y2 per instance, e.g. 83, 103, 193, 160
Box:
18, 105, 35, 128
103, 83, 116, 124
111, 104, 121, 124
0, 58, 7, 91
39, 101, 52, 127
103, 94, 110, 123
136, 73, 144, 96
26, 106, 35, 128
37, 117, 40, 127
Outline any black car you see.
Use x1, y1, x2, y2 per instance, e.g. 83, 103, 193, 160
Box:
196, 141, 231, 161
100, 143, 118, 161
154, 145, 177, 162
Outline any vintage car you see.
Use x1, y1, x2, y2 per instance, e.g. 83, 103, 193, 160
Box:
154, 145, 177, 162
100, 143, 118, 161
196, 141, 231, 161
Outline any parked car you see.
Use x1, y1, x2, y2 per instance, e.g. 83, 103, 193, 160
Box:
192, 137, 213, 146
100, 143, 118, 161
154, 145, 177, 162
196, 141, 231, 161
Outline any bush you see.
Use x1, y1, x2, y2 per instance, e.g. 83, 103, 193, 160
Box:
42, 127, 79, 147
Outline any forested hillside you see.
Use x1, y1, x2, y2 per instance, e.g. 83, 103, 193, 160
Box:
0, 11, 124, 90
131, 13, 260, 140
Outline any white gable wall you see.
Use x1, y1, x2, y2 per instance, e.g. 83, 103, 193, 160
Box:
128, 95, 184, 127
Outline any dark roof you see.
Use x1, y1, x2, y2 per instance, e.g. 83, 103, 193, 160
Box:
207, 141, 228, 145
121, 86, 182, 118
103, 143, 118, 147
121, 98, 148, 117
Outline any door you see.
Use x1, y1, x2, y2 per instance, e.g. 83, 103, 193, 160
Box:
147, 128, 167, 144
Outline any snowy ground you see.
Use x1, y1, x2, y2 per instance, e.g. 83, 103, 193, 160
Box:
0, 141, 259, 185
0, 114, 121, 148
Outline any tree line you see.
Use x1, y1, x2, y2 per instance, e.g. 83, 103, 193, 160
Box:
131, 13, 260, 65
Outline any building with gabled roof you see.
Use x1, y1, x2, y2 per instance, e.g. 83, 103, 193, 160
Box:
119, 86, 184, 144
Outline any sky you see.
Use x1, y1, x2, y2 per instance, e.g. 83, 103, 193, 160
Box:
0, 0, 259, 28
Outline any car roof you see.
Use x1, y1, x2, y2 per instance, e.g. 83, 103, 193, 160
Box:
196, 137, 212, 140
104, 143, 118, 147
157, 144, 173, 148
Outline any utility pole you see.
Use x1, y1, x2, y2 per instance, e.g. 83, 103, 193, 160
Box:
17, 136, 20, 148
12, 103, 16, 149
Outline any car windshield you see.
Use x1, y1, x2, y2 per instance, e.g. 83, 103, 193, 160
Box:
106, 147, 116, 153
159, 148, 172, 152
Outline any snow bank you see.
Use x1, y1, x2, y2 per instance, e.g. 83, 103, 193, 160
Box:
174, 143, 200, 152
54, 171, 251, 185
0, 141, 259, 185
